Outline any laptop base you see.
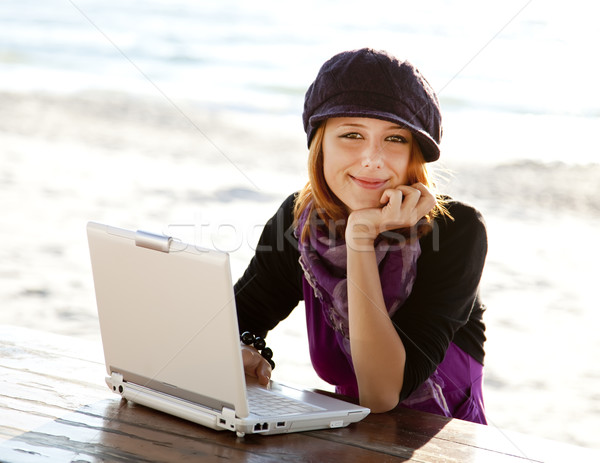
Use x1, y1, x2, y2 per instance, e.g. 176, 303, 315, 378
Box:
107, 372, 368, 437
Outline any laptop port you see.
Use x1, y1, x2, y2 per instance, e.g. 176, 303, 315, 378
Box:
276, 422, 286, 428
254, 422, 269, 432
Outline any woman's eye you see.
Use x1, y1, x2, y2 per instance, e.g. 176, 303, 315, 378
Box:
386, 135, 408, 143
341, 132, 362, 139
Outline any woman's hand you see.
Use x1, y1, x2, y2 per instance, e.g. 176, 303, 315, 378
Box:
241, 344, 272, 386
345, 183, 436, 249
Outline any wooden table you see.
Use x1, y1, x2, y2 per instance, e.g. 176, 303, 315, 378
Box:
1, 325, 597, 462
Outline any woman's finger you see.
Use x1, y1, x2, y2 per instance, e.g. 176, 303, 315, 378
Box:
379, 188, 395, 205
411, 183, 437, 218
241, 345, 271, 385
398, 185, 422, 211
256, 359, 272, 386
380, 186, 421, 223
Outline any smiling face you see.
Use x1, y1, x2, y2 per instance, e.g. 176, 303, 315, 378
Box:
322, 117, 413, 212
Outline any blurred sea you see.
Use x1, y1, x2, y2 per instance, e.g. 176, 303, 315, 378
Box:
1, 0, 599, 451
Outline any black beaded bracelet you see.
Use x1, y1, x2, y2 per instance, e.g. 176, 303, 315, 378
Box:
240, 331, 275, 370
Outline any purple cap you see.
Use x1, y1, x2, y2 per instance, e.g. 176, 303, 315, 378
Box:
302, 48, 442, 162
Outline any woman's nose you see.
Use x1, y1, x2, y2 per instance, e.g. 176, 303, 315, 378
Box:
360, 142, 384, 168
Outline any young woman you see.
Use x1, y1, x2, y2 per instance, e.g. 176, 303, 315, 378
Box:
234, 48, 488, 423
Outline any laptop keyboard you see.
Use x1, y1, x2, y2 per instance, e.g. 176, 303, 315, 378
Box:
247, 387, 325, 416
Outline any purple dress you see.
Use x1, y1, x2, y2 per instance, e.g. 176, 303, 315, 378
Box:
303, 278, 487, 424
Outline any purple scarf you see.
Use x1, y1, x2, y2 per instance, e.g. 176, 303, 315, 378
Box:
296, 205, 421, 359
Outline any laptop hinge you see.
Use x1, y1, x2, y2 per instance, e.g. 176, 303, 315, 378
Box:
218, 407, 237, 431
135, 230, 172, 252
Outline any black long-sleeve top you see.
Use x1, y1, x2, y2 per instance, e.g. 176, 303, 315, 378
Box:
234, 193, 487, 401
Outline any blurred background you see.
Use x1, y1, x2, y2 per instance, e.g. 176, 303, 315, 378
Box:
1, 0, 599, 450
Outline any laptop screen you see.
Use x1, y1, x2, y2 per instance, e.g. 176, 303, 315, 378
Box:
87, 222, 250, 417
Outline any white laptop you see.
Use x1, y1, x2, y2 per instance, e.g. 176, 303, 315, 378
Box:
87, 221, 369, 437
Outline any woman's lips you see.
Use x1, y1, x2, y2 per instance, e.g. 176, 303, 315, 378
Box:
350, 175, 388, 190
